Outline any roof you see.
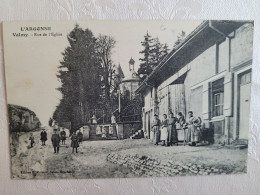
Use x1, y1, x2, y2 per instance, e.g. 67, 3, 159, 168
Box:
8, 104, 36, 115
117, 64, 125, 79
136, 20, 250, 94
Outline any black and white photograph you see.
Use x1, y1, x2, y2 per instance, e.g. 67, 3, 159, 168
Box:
3, 20, 254, 179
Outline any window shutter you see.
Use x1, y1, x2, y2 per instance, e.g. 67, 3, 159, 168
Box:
202, 83, 210, 120
224, 72, 233, 116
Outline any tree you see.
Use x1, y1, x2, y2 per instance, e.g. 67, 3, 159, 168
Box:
173, 30, 186, 49
137, 33, 169, 81
137, 32, 155, 80
54, 24, 102, 129
151, 37, 169, 68
96, 35, 116, 104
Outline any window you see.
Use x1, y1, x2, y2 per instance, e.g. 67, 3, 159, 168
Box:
24, 115, 30, 123
211, 78, 224, 117
125, 90, 130, 99
240, 71, 251, 85
216, 39, 227, 74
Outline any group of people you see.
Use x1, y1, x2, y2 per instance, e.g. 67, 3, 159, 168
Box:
28, 125, 84, 154
51, 126, 84, 153
152, 111, 202, 147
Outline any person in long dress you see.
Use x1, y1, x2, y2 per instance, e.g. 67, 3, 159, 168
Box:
60, 128, 66, 145
160, 114, 168, 146
40, 128, 47, 146
152, 114, 161, 145
167, 112, 178, 146
177, 112, 187, 146
187, 111, 201, 146
77, 129, 83, 144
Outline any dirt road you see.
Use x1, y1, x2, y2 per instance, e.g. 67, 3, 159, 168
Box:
10, 127, 247, 179
10, 127, 133, 179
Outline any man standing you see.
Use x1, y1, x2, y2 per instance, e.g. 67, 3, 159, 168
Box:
51, 129, 60, 153
40, 128, 47, 146
71, 131, 79, 153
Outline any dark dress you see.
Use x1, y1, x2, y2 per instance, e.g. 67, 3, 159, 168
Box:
77, 132, 83, 143
168, 117, 178, 145
60, 130, 66, 141
152, 118, 161, 144
40, 131, 47, 141
71, 134, 79, 148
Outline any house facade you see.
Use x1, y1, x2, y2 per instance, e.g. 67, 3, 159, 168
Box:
136, 21, 253, 144
8, 104, 41, 132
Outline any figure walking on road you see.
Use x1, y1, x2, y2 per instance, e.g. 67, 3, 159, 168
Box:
60, 128, 66, 145
40, 128, 47, 146
29, 133, 35, 148
51, 129, 60, 153
152, 114, 161, 145
71, 131, 79, 153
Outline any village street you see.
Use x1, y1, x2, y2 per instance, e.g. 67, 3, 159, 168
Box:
10, 127, 247, 179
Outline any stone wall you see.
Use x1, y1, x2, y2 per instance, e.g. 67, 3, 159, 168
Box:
107, 152, 245, 177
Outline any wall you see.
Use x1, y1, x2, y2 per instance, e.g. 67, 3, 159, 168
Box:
1, 1, 260, 195
230, 23, 254, 69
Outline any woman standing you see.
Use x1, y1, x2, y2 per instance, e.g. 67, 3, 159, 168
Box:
160, 114, 168, 146
152, 114, 161, 145
40, 128, 47, 146
60, 128, 66, 145
177, 112, 187, 146
168, 112, 178, 146
187, 111, 201, 146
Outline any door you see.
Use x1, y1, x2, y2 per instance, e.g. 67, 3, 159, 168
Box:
239, 71, 251, 139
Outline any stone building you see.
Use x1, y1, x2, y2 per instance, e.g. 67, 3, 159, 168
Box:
136, 20, 253, 144
8, 104, 41, 132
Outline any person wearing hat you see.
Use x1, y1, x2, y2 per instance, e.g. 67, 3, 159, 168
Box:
40, 128, 47, 146
51, 128, 60, 153
71, 131, 79, 153
151, 114, 161, 145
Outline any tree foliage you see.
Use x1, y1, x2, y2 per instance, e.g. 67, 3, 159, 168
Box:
53, 25, 119, 129
137, 33, 169, 81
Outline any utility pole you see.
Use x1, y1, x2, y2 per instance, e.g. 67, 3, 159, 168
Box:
118, 88, 121, 122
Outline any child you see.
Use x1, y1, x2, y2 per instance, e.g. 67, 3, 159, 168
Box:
29, 133, 35, 148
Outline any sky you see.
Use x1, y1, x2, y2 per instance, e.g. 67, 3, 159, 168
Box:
3, 20, 202, 125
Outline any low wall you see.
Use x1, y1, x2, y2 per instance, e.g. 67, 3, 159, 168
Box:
107, 153, 242, 177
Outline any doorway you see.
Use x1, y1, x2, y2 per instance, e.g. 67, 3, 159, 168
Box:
238, 71, 251, 139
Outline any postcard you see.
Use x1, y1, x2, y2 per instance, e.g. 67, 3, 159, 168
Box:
3, 20, 253, 179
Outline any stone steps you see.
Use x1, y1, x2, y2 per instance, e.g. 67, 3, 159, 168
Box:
130, 129, 144, 139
